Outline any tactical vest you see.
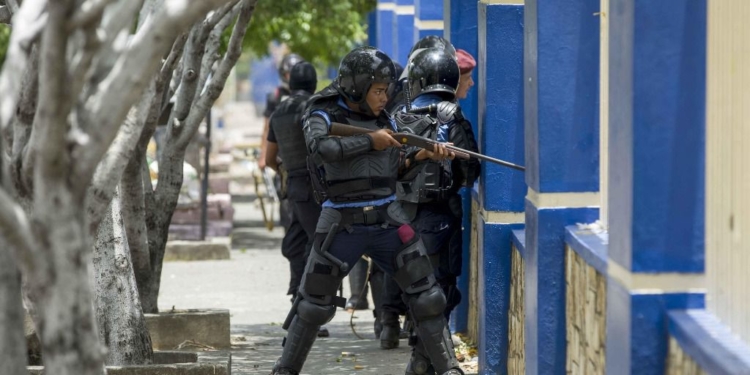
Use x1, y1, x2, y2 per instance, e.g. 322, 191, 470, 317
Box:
306, 87, 399, 203
270, 91, 310, 173
394, 107, 454, 203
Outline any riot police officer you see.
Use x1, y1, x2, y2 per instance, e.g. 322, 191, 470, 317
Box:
265, 61, 329, 337
392, 47, 481, 375
271, 46, 464, 375
377, 36, 463, 352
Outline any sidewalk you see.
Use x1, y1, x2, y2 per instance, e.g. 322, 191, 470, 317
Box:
158, 202, 412, 375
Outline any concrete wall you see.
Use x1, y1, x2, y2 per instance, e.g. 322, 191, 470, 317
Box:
705, 0, 750, 344
667, 337, 707, 375
565, 246, 606, 374
508, 241, 525, 375
361, 0, 750, 373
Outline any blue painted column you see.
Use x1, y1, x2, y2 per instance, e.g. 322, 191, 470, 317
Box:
393, 0, 415, 66
523, 0, 600, 374
476, 2, 526, 374
444, 0, 479, 336
367, 10, 377, 47
606, 1, 707, 374
376, 0, 395, 57
414, 0, 443, 41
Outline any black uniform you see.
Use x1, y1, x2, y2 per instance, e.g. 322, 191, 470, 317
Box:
268, 85, 320, 298
389, 47, 480, 375
271, 47, 463, 375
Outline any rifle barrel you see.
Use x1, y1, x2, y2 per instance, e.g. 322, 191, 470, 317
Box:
330, 121, 525, 171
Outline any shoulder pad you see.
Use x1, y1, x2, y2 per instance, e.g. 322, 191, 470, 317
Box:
436, 101, 462, 124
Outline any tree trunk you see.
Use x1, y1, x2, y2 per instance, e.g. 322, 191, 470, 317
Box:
143, 141, 186, 314
33, 187, 105, 375
0, 243, 27, 374
93, 189, 153, 365
120, 153, 156, 313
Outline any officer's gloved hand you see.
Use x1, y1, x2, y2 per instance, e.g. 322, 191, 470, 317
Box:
416, 143, 455, 162
367, 129, 401, 150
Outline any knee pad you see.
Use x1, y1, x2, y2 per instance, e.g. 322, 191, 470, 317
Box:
299, 249, 345, 307
408, 285, 447, 321
297, 299, 336, 326
393, 231, 436, 295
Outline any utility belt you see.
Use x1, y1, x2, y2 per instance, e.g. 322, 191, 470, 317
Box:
336, 204, 395, 227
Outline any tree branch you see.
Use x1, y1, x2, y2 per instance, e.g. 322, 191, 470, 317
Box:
31, 1, 73, 183
0, 0, 47, 130
86, 80, 157, 237
11, 47, 39, 198
0, 6, 11, 24
194, 5, 237, 104
0, 188, 37, 276
71, 0, 240, 196
5, 0, 18, 14
176, 0, 256, 150
67, 0, 118, 30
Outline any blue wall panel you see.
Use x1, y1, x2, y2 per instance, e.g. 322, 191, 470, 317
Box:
524, 0, 600, 193
525, 202, 599, 375
446, 0, 480, 334
608, 0, 706, 273
606, 279, 705, 375
477, 220, 524, 374
445, 0, 479, 136
478, 3, 525, 213
377, 1, 395, 57
393, 0, 415, 66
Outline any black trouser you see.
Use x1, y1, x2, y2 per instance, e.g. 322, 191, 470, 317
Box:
280, 174, 322, 297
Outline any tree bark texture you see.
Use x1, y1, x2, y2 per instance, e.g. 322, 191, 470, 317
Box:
94, 189, 153, 365
140, 0, 256, 313
0, 0, 251, 372
0, 244, 28, 375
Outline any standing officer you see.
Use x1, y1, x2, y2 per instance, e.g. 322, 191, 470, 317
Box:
265, 61, 330, 337
392, 47, 481, 375
378, 36, 461, 352
271, 46, 464, 375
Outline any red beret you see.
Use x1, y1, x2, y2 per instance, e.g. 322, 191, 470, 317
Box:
456, 49, 476, 74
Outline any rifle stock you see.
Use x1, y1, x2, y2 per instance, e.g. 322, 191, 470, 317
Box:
329, 122, 525, 171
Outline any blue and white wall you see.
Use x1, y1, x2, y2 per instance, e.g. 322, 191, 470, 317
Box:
366, 1, 750, 373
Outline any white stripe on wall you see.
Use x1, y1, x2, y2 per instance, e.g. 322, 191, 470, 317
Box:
415, 19, 444, 30
608, 260, 706, 294
479, 0, 523, 4
481, 210, 525, 224
395, 5, 415, 15
526, 188, 600, 209
377, 2, 396, 10
706, 0, 750, 344
599, 0, 610, 230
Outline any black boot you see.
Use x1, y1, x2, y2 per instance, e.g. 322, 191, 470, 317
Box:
413, 317, 461, 375
274, 310, 326, 374
405, 338, 435, 375
346, 258, 370, 310
380, 310, 401, 349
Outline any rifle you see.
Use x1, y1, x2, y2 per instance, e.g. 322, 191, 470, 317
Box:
329, 122, 526, 172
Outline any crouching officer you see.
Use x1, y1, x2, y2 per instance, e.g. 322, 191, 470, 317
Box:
392, 47, 481, 375
271, 46, 464, 375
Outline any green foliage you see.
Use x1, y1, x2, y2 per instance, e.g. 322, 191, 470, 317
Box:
0, 24, 11, 67
244, 0, 376, 65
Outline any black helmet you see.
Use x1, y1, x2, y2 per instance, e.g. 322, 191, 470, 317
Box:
409, 35, 457, 58
335, 46, 396, 114
278, 53, 304, 83
289, 61, 318, 93
408, 48, 460, 100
